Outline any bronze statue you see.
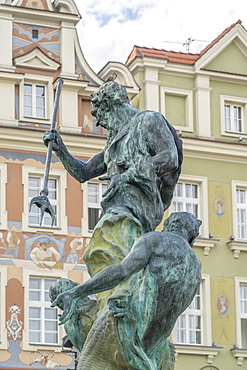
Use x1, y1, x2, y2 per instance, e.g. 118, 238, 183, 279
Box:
44, 81, 183, 277
45, 81, 201, 369
50, 212, 201, 369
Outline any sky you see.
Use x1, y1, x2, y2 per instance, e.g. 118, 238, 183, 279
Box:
73, 0, 247, 73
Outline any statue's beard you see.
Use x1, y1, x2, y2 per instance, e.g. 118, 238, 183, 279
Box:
91, 107, 109, 129
97, 120, 107, 128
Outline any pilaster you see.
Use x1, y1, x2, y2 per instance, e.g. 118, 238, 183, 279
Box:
194, 74, 212, 138
57, 81, 81, 133
60, 21, 77, 78
0, 10, 15, 72
0, 79, 18, 126
144, 67, 160, 111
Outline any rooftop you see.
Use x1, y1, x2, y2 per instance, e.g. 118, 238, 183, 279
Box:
126, 20, 244, 66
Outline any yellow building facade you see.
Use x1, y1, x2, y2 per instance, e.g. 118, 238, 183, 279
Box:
125, 20, 247, 370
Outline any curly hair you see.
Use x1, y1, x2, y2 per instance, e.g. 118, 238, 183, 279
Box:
90, 81, 130, 111
163, 212, 202, 246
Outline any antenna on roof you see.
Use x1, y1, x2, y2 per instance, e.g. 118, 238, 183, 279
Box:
163, 37, 210, 52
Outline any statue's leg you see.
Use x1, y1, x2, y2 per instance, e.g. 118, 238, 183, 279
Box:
77, 308, 133, 370
83, 215, 142, 316
83, 216, 142, 277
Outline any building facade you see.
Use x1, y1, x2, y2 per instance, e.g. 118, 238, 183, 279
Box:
125, 20, 247, 370
0, 0, 138, 369
1, 0, 247, 368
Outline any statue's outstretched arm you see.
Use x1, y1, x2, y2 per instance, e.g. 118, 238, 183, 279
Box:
44, 130, 106, 182
51, 232, 158, 324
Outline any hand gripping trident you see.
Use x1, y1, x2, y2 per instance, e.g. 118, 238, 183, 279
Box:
29, 78, 64, 226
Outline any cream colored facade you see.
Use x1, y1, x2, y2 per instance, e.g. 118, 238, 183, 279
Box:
0, 0, 138, 369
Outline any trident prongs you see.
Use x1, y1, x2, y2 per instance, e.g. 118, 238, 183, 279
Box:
29, 78, 63, 227
29, 196, 55, 227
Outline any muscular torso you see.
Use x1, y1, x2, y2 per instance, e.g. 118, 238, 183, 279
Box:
101, 111, 179, 233
138, 233, 201, 348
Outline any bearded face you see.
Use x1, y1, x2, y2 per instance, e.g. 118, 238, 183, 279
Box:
90, 81, 130, 129
90, 90, 111, 128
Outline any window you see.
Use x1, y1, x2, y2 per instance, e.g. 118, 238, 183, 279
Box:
81, 181, 107, 236
172, 182, 199, 218
232, 181, 247, 242
22, 167, 67, 235
28, 176, 58, 228
23, 269, 67, 351
24, 83, 46, 118
221, 95, 247, 136
169, 175, 208, 238
32, 29, 38, 39
171, 275, 212, 348
240, 283, 247, 348
0, 266, 7, 350
160, 87, 193, 132
29, 277, 58, 345
235, 277, 247, 350
236, 188, 247, 240
224, 103, 243, 133
19, 77, 53, 124
175, 286, 202, 345
87, 182, 107, 231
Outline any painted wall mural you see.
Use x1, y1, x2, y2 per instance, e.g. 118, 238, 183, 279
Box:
0, 227, 89, 270
211, 276, 235, 345
24, 233, 65, 269
7, 304, 23, 341
214, 196, 226, 216
66, 237, 83, 264
13, 23, 60, 61
0, 230, 20, 259
30, 352, 60, 369
217, 294, 229, 315
30, 239, 62, 269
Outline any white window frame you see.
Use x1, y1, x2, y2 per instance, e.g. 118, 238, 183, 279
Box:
0, 266, 7, 350
171, 274, 212, 349
160, 86, 193, 133
175, 285, 203, 345
172, 182, 200, 218
24, 83, 46, 119
0, 163, 8, 230
28, 176, 59, 229
22, 268, 67, 352
220, 95, 247, 137
22, 166, 67, 235
19, 76, 53, 124
232, 181, 247, 241
81, 180, 107, 237
168, 175, 208, 238
235, 277, 247, 349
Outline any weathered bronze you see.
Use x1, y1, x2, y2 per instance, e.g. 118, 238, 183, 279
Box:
46, 81, 201, 369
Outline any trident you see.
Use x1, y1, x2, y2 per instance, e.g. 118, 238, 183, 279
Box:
29, 78, 64, 226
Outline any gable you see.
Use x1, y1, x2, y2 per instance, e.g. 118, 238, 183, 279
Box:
204, 41, 247, 76
14, 47, 60, 71
12, 0, 53, 10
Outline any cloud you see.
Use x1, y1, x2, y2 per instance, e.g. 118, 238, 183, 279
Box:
85, 0, 157, 26
74, 0, 247, 72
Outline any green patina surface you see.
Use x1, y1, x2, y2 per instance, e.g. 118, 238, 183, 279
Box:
46, 81, 202, 369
